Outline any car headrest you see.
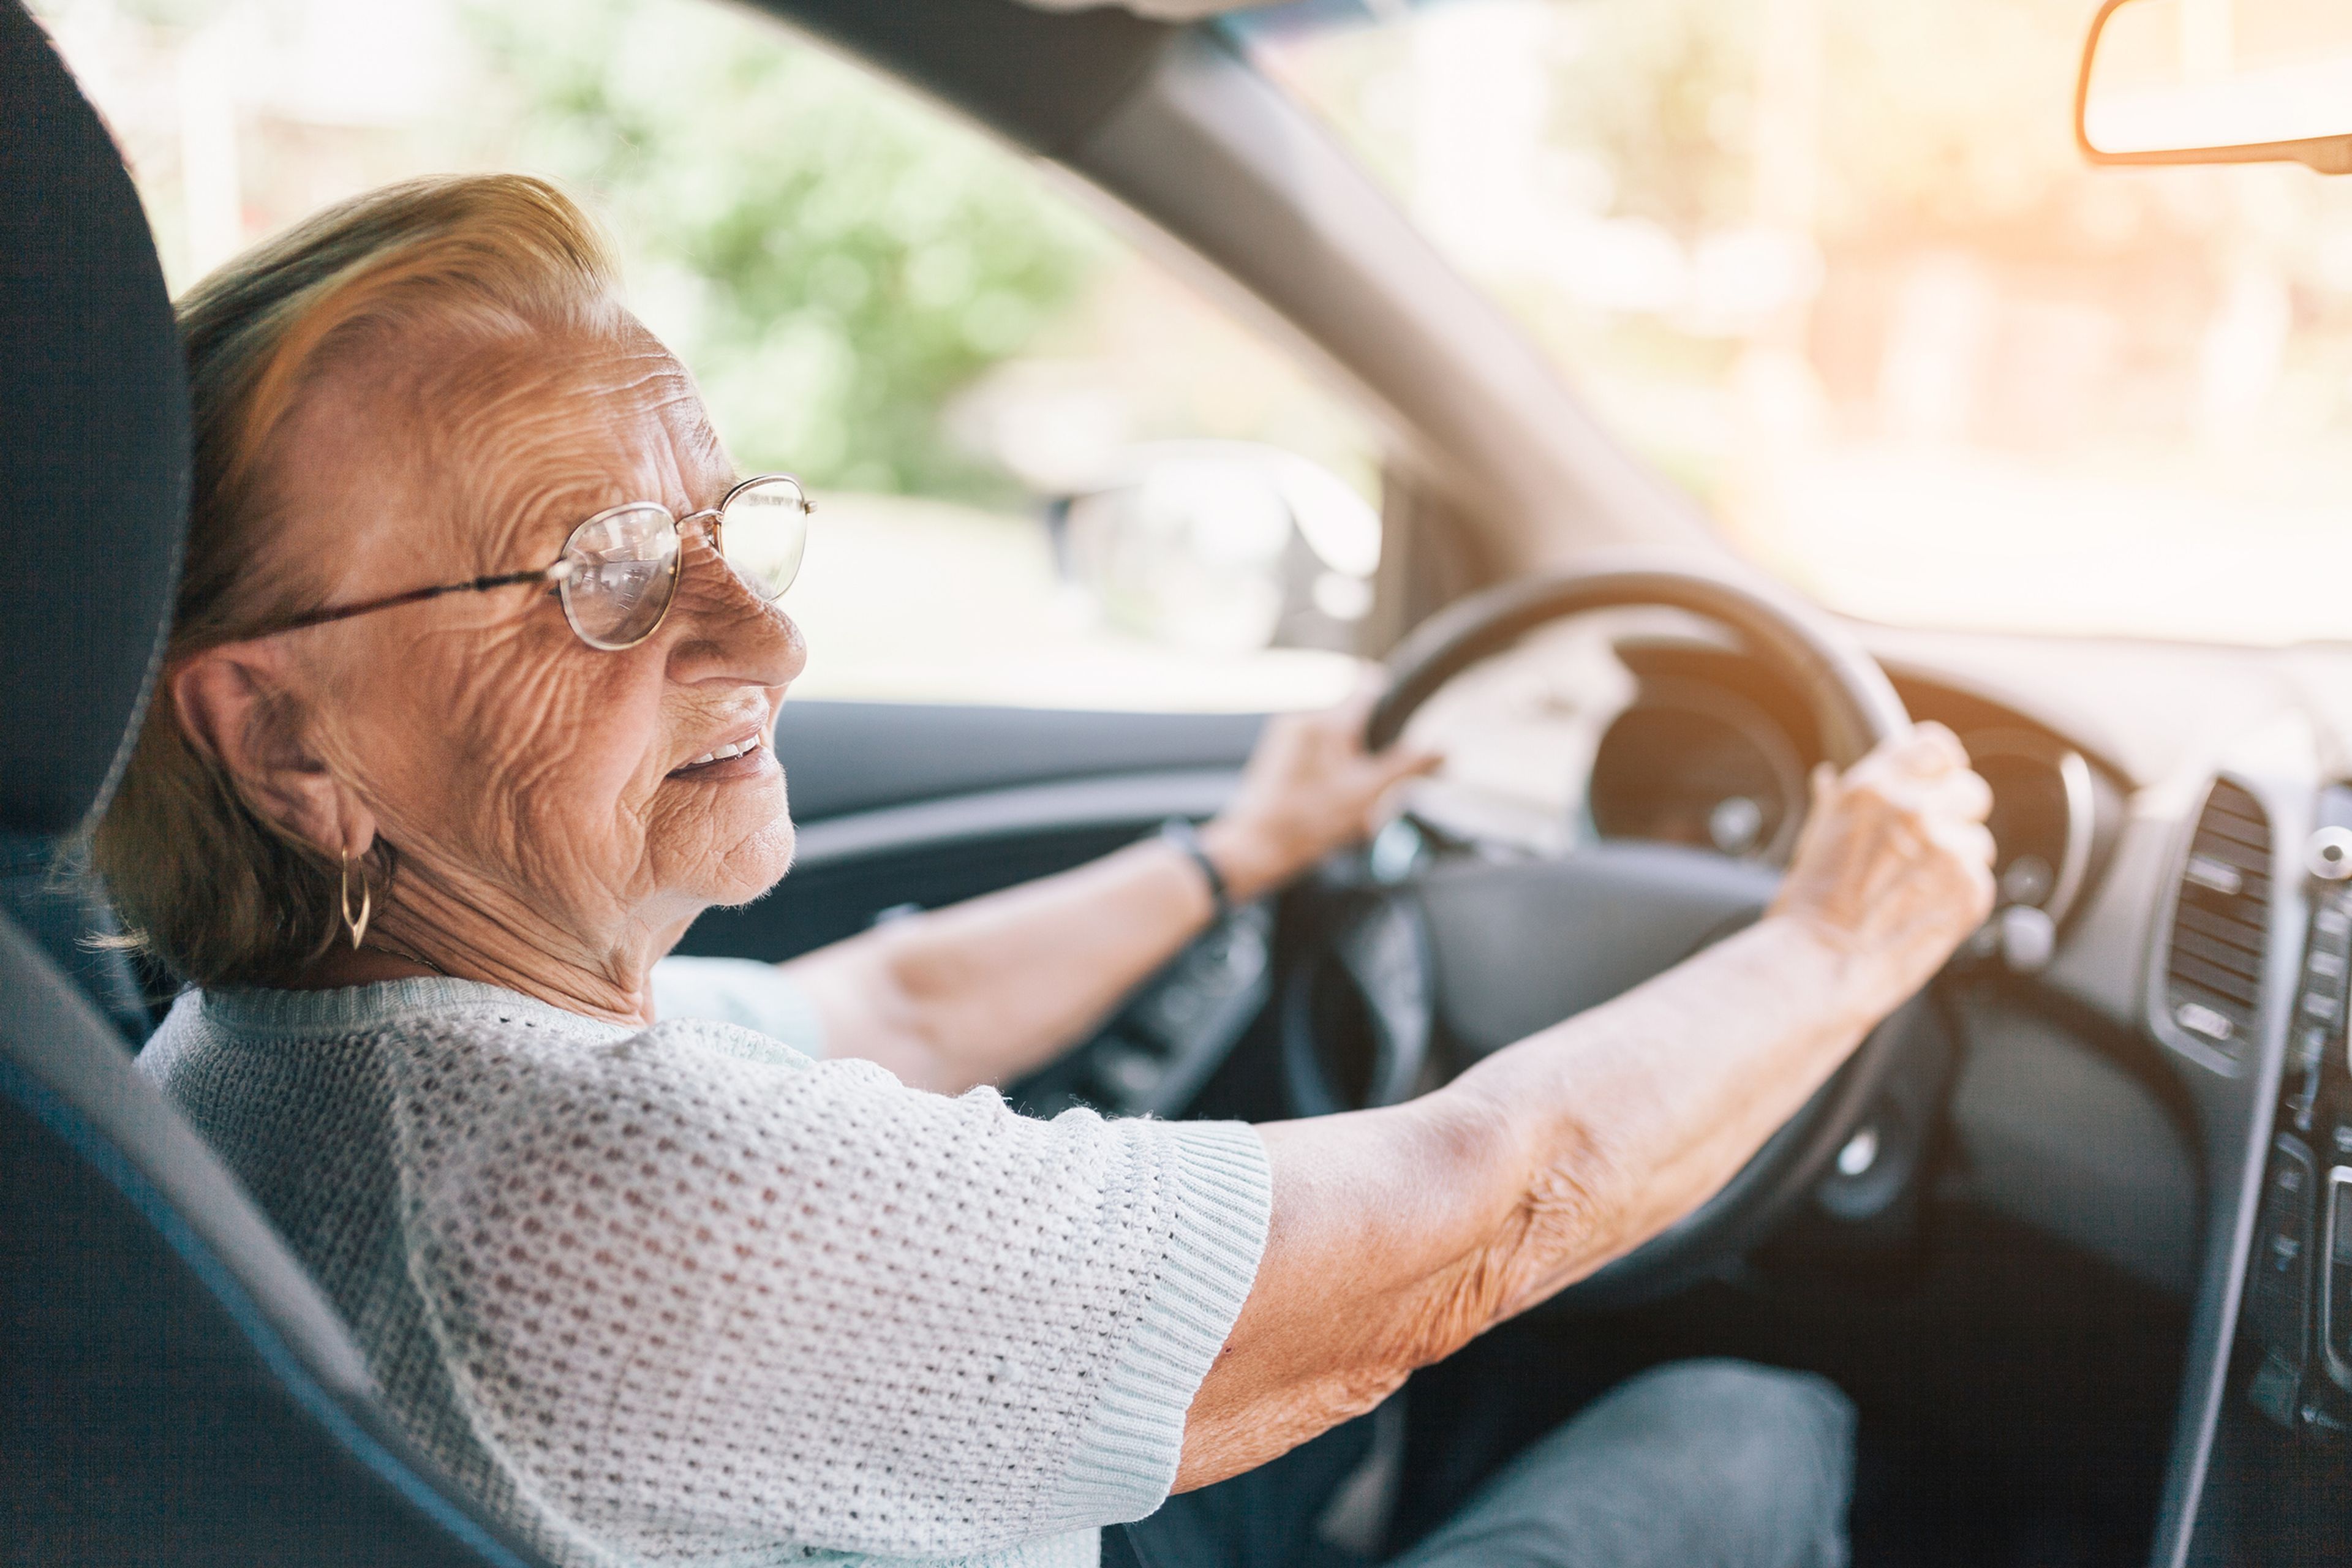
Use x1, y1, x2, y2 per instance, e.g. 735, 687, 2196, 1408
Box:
0, 2, 189, 835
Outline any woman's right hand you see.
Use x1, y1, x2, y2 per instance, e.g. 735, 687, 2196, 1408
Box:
1179, 720, 1998, 1494
1767, 722, 1997, 1014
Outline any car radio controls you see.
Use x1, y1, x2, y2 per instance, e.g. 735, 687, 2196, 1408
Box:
2326, 1167, 2352, 1390
2250, 1136, 2316, 1371
2290, 1027, 2328, 1133
2293, 894, 2352, 1094
2309, 825, 2352, 881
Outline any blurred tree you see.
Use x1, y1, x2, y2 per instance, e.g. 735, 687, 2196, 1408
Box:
464, 0, 1108, 497
1544, 0, 1761, 238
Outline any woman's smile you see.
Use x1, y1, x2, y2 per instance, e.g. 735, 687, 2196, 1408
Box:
668, 726, 774, 782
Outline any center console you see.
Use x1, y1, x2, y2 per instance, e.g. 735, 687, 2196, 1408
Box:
2168, 771, 2352, 1565
2244, 826, 2352, 1438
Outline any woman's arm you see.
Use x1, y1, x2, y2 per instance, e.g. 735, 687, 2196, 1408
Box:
781, 694, 1438, 1095
1174, 723, 1996, 1490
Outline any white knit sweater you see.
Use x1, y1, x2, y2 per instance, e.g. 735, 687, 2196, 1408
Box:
140, 960, 1272, 1568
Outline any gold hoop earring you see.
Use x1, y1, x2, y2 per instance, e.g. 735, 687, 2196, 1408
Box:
339, 849, 372, 950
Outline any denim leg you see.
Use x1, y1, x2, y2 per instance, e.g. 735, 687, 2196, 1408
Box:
1384, 1359, 1856, 1568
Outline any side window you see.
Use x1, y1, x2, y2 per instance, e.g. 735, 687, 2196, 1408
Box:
43, 0, 1381, 712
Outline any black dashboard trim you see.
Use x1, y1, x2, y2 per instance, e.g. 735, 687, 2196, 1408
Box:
789, 768, 1240, 869
2150, 752, 2313, 1568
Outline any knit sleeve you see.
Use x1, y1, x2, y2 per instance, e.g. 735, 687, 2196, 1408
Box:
380, 1015, 1270, 1563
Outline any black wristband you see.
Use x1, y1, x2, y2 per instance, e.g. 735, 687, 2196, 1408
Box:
1160, 816, 1233, 921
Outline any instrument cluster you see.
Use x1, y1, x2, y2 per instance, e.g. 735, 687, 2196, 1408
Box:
1398, 623, 2114, 935
1588, 671, 2105, 929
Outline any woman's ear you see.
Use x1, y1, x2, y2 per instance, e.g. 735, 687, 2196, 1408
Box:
172, 644, 377, 861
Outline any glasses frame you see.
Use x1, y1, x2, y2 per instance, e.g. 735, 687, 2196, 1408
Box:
249, 472, 812, 652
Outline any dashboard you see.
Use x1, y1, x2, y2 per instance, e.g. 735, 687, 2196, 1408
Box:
1392, 617, 2352, 1567
1586, 672, 1806, 861
1586, 639, 2121, 941
1583, 639, 1816, 859
936, 614, 2352, 1568
1400, 623, 2128, 950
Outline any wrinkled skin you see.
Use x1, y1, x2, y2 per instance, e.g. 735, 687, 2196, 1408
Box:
172, 306, 1996, 1502
175, 320, 805, 1020
1177, 723, 1994, 1488
171, 315, 1434, 1028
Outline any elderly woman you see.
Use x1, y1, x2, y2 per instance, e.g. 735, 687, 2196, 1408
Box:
97, 175, 1993, 1568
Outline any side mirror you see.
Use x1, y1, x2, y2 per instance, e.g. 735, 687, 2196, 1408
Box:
2078, 0, 2352, 173
1054, 442, 1380, 657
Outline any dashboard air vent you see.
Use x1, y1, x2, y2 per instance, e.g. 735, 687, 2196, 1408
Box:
2165, 780, 2271, 1055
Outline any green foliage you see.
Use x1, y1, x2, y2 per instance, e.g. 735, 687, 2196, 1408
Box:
1544, 0, 1762, 237
464, 0, 1109, 497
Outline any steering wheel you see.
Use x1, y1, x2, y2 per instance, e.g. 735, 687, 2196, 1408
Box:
1281, 562, 1932, 1310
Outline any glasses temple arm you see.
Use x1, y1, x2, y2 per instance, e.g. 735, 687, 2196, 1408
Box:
259, 568, 559, 636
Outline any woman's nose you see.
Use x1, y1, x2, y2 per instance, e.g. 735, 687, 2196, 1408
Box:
665, 543, 808, 688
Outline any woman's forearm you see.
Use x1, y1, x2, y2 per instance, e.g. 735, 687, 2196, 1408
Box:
1174, 914, 1885, 1490
1172, 724, 1994, 1490
780, 701, 1437, 1095
782, 837, 1221, 1094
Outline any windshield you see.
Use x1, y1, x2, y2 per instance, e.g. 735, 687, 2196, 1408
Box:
1241, 0, 2352, 646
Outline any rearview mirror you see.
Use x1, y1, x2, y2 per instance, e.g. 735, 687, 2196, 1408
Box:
2078, 0, 2352, 173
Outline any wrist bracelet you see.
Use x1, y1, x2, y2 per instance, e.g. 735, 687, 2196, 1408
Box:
1160, 816, 1234, 921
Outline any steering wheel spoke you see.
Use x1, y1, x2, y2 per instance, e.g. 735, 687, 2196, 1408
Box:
1417, 843, 1781, 1064
1280, 558, 1923, 1311
1281, 884, 1436, 1115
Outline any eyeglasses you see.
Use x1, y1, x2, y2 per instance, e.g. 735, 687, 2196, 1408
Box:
252, 472, 812, 652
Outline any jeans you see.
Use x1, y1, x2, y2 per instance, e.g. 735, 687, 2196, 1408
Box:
1114, 1359, 1855, 1568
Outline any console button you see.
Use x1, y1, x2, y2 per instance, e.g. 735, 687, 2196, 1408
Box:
2249, 1350, 2301, 1429
2331, 1169, 2352, 1379
2250, 1137, 2316, 1361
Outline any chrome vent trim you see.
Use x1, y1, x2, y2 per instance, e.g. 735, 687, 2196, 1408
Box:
2163, 779, 2272, 1057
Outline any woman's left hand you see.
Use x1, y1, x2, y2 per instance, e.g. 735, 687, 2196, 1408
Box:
1199, 682, 1442, 904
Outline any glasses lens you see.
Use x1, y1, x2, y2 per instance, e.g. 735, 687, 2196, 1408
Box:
718, 475, 810, 601
560, 503, 681, 649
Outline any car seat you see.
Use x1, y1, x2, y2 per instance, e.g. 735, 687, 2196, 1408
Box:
0, 828, 161, 1044
0, 6, 553, 1561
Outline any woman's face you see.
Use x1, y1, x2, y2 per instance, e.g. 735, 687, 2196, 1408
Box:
260, 317, 806, 967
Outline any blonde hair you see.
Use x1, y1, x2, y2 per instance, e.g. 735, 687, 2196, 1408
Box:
93, 174, 622, 987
